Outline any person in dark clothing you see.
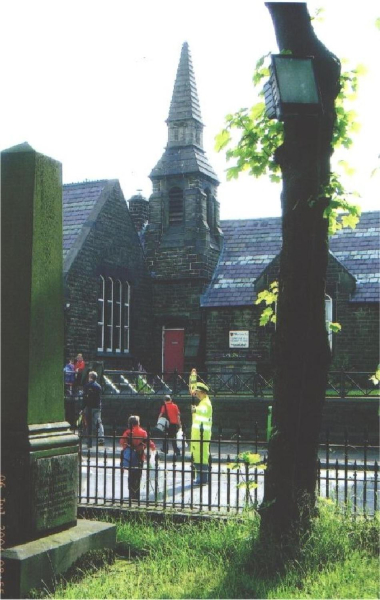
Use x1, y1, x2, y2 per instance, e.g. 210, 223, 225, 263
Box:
83, 371, 104, 448
159, 395, 181, 456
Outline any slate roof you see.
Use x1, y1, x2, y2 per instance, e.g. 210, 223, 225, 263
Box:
62, 180, 108, 262
330, 211, 380, 302
201, 211, 380, 307
167, 42, 202, 124
201, 218, 282, 308
150, 145, 218, 181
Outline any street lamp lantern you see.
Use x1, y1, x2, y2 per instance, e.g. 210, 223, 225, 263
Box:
264, 54, 323, 120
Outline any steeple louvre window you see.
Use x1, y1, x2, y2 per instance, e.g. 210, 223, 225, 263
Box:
169, 187, 184, 225
206, 188, 214, 231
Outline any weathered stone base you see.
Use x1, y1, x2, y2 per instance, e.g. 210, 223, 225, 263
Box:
2, 422, 79, 547
2, 519, 116, 599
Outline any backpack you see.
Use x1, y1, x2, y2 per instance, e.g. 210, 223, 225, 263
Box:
121, 447, 140, 468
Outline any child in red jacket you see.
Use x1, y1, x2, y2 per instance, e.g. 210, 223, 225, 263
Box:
120, 416, 155, 500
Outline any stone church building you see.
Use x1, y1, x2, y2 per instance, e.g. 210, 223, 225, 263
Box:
63, 43, 379, 376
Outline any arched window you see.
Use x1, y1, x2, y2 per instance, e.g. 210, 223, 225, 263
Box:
97, 276, 105, 351
325, 294, 333, 349
105, 277, 114, 351
97, 276, 131, 353
114, 280, 122, 352
123, 282, 130, 352
169, 187, 183, 225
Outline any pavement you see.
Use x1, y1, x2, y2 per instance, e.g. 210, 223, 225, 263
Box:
79, 435, 379, 466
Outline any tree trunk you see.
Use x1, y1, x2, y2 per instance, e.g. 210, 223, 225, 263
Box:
260, 3, 341, 541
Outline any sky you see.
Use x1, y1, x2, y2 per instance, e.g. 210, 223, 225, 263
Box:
1, 1, 379, 220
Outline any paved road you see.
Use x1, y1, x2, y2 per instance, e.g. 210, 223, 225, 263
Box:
79, 440, 378, 514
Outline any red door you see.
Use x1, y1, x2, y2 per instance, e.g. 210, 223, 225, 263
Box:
163, 329, 184, 374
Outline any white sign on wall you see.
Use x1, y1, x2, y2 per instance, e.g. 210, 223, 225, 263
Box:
229, 330, 249, 348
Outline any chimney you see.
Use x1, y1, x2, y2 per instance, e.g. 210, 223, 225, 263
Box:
128, 192, 149, 232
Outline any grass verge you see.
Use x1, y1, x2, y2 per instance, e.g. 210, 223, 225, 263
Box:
32, 501, 379, 599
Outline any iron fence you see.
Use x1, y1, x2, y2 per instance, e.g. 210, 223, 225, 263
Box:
98, 370, 273, 397
91, 370, 378, 398
77, 425, 379, 516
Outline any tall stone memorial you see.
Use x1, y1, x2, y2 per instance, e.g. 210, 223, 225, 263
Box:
1, 144, 115, 598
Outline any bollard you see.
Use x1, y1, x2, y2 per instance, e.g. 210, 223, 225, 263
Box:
266, 405, 273, 442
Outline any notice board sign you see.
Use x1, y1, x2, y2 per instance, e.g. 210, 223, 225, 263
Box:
229, 330, 249, 348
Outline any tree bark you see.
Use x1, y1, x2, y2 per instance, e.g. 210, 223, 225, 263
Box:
260, 3, 341, 541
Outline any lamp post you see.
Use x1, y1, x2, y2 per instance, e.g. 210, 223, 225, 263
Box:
264, 54, 323, 120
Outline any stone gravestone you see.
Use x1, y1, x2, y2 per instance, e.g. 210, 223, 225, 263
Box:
1, 144, 116, 598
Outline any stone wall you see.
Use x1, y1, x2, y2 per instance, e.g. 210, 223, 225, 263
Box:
150, 277, 210, 372
145, 182, 222, 372
64, 183, 153, 370
333, 303, 379, 371
205, 254, 379, 374
98, 395, 378, 445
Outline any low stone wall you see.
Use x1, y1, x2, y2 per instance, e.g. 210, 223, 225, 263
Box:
93, 395, 378, 445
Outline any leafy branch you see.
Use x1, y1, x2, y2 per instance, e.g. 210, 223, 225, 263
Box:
320, 172, 361, 235
215, 53, 283, 184
255, 279, 342, 334
369, 364, 380, 386
227, 452, 267, 509
215, 52, 364, 234
255, 281, 278, 326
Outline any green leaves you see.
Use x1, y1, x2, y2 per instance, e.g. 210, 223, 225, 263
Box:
250, 102, 265, 120
228, 452, 266, 501
228, 452, 266, 471
328, 322, 342, 333
252, 52, 271, 86
216, 51, 364, 236
369, 365, 380, 386
214, 129, 231, 152
321, 172, 362, 235
237, 481, 259, 490
259, 307, 275, 327
333, 64, 363, 148
338, 160, 356, 177
216, 53, 283, 183
255, 281, 278, 326
341, 213, 360, 230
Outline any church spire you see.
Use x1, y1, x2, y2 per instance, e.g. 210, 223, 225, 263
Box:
150, 42, 218, 182
167, 42, 203, 126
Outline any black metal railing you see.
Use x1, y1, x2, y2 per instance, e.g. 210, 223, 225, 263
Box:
77, 425, 379, 516
92, 370, 378, 398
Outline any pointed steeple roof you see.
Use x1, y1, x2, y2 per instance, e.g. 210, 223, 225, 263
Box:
167, 42, 203, 124
150, 42, 219, 183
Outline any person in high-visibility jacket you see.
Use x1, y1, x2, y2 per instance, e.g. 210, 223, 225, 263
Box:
191, 382, 212, 485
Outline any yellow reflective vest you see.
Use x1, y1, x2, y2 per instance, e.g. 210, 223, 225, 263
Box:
191, 395, 212, 464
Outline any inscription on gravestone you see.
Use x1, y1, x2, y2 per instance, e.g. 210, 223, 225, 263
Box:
31, 454, 77, 533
